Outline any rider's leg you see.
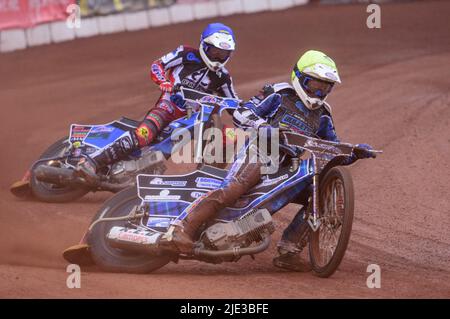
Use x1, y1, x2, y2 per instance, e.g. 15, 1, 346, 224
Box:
273, 188, 312, 272
134, 98, 182, 146
161, 144, 262, 254
76, 98, 180, 183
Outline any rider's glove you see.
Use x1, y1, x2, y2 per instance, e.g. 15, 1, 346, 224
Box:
354, 143, 376, 159
170, 93, 185, 108
342, 143, 375, 165
159, 81, 173, 93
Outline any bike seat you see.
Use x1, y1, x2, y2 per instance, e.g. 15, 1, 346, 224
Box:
118, 117, 140, 128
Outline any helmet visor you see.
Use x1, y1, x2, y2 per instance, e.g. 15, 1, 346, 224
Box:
205, 44, 232, 63
302, 76, 334, 100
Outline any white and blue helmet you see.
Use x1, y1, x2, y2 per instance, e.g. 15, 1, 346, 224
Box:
199, 23, 236, 72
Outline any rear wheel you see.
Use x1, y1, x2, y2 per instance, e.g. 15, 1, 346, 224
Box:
309, 166, 354, 278
30, 137, 89, 202
88, 187, 172, 273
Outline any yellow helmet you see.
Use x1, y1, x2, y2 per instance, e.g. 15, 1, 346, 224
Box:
291, 50, 341, 110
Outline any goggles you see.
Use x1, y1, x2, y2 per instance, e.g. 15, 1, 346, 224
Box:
204, 44, 232, 63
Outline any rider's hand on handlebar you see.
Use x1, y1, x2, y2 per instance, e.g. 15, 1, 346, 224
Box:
159, 81, 173, 93
170, 93, 185, 108
354, 143, 376, 159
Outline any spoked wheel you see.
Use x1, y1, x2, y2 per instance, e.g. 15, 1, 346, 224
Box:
88, 187, 173, 273
30, 137, 89, 202
309, 166, 354, 278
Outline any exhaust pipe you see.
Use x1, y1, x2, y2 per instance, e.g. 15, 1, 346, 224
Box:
33, 165, 77, 186
194, 236, 271, 258
106, 226, 271, 258
106, 226, 163, 254
34, 164, 131, 192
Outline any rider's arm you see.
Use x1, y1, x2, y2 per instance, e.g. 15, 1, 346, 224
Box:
232, 86, 281, 130
217, 69, 238, 99
317, 113, 368, 165
317, 114, 340, 142
150, 45, 186, 85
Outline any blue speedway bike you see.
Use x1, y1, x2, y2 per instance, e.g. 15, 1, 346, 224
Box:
66, 119, 381, 277
10, 88, 238, 202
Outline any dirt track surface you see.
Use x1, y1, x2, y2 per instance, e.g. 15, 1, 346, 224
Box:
1, 1, 449, 298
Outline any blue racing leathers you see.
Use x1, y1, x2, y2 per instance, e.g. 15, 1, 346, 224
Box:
232, 82, 349, 251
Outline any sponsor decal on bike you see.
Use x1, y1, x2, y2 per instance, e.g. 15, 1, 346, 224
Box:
71, 125, 91, 141
199, 95, 219, 104
305, 139, 341, 154
72, 125, 91, 132
146, 217, 172, 228
170, 122, 181, 129
195, 177, 222, 189
144, 189, 181, 201
116, 230, 160, 244
150, 177, 187, 187
120, 136, 133, 151
254, 174, 289, 189
190, 191, 206, 199
90, 126, 114, 133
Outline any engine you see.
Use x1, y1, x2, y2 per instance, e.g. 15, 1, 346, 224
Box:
203, 208, 275, 251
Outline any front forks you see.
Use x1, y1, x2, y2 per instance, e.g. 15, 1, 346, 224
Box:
308, 155, 321, 232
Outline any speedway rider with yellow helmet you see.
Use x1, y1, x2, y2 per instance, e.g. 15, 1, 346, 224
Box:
159, 50, 375, 272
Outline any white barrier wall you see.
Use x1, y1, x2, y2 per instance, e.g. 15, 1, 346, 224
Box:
75, 17, 99, 38
0, 0, 308, 53
26, 24, 51, 47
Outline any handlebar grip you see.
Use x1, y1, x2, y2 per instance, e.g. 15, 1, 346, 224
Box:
353, 147, 377, 159
172, 84, 182, 93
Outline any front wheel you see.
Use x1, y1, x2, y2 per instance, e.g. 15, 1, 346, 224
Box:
88, 187, 172, 273
309, 166, 354, 278
30, 137, 89, 202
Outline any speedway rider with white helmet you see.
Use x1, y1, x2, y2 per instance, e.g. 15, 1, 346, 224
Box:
77, 23, 238, 182
159, 50, 375, 272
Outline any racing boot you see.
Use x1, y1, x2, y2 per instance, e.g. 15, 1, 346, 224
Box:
273, 240, 312, 272
75, 134, 138, 185
159, 161, 263, 255
273, 207, 312, 272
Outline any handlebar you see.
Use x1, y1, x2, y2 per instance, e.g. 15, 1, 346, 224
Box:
280, 129, 382, 158
353, 146, 383, 159
179, 86, 241, 106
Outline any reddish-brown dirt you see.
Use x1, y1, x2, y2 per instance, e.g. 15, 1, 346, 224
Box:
1, 0, 449, 298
